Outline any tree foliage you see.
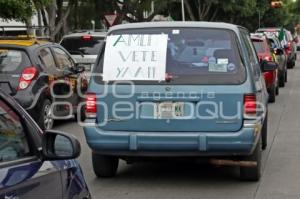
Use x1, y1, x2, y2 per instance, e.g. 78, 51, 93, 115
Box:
1, 0, 300, 40
0, 0, 33, 22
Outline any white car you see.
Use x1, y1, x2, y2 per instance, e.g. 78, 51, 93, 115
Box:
60, 31, 106, 79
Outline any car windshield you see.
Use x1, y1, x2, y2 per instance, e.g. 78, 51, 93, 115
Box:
0, 49, 31, 73
95, 28, 246, 85
252, 40, 266, 53
60, 36, 104, 55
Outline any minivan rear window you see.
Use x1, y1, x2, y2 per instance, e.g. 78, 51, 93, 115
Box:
94, 28, 246, 85
60, 36, 104, 55
0, 49, 31, 73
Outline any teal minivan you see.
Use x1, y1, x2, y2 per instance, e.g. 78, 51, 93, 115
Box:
83, 22, 275, 181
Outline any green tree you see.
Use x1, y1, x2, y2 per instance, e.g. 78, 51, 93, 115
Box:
114, 0, 170, 22
0, 0, 33, 22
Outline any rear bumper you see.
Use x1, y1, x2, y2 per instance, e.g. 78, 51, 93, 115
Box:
83, 119, 262, 157
13, 91, 35, 109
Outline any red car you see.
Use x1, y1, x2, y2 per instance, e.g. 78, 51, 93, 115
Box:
251, 34, 278, 103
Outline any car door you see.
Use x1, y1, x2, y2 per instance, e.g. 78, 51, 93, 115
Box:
37, 47, 69, 120
51, 46, 79, 117
274, 39, 287, 71
0, 98, 63, 199
240, 30, 268, 106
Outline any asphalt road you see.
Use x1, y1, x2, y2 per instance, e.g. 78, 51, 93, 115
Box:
55, 53, 300, 199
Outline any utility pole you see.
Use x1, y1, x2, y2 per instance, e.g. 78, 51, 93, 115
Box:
181, 0, 185, 21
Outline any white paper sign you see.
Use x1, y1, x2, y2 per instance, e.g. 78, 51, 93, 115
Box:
103, 34, 168, 81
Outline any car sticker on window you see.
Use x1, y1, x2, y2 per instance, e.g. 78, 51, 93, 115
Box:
103, 34, 168, 81
208, 57, 216, 64
217, 58, 229, 65
209, 63, 228, 72
172, 30, 180, 35
227, 63, 236, 71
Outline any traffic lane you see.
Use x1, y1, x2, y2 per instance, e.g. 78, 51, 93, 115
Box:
54, 58, 293, 199
255, 56, 300, 199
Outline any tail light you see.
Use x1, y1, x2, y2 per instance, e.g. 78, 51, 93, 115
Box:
264, 56, 273, 62
244, 94, 257, 118
18, 67, 38, 90
85, 93, 97, 118
82, 35, 92, 41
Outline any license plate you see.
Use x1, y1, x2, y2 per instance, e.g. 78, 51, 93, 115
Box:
155, 102, 184, 119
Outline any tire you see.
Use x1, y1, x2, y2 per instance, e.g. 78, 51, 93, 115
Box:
279, 73, 285, 87
292, 58, 296, 68
268, 86, 276, 103
92, 153, 119, 178
37, 99, 54, 130
285, 70, 288, 83
74, 105, 86, 122
240, 137, 262, 181
287, 61, 293, 69
261, 112, 268, 150
276, 85, 279, 95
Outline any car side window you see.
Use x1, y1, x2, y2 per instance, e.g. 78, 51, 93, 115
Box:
53, 47, 74, 70
0, 99, 30, 162
38, 48, 57, 74
241, 31, 261, 78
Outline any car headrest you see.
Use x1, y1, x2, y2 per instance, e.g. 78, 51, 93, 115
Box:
213, 49, 235, 63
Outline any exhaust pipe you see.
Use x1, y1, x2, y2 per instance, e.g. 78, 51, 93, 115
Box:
210, 159, 257, 167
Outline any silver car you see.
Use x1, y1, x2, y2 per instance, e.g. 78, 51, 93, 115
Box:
60, 31, 106, 78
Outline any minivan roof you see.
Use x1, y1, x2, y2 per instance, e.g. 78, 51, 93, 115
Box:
63, 31, 106, 38
108, 22, 246, 34
257, 27, 289, 32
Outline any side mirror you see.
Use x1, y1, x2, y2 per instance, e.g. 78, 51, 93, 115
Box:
274, 48, 284, 55
261, 60, 278, 72
63, 68, 73, 76
74, 64, 85, 73
42, 130, 81, 160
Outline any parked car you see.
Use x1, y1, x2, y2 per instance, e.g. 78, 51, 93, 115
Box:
0, 38, 88, 130
84, 22, 272, 181
60, 31, 106, 79
0, 89, 90, 199
256, 28, 297, 68
266, 34, 288, 86
251, 34, 278, 103
296, 35, 300, 51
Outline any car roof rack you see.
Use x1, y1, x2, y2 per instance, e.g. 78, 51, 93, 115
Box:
0, 26, 50, 38
71, 29, 107, 33
0, 35, 51, 41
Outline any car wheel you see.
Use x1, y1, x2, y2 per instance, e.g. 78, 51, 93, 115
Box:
74, 105, 86, 122
92, 153, 119, 178
37, 99, 54, 130
279, 73, 285, 87
276, 85, 279, 95
292, 61, 296, 68
285, 70, 288, 83
287, 61, 293, 69
261, 112, 268, 150
240, 137, 262, 181
268, 86, 276, 103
